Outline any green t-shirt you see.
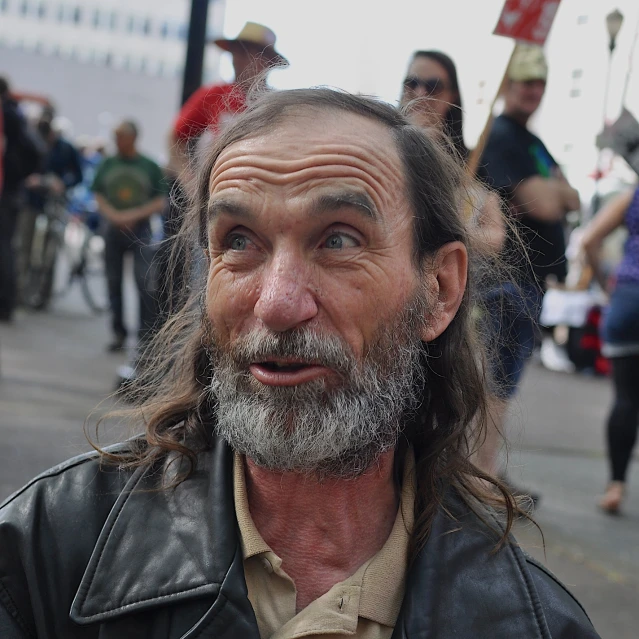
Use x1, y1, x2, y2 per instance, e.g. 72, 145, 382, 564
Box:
91, 153, 167, 210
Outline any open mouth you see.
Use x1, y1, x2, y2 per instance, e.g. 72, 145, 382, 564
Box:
249, 359, 329, 386
258, 361, 309, 373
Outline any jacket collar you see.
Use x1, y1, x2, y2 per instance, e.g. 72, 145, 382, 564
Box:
70, 440, 245, 626
392, 493, 552, 639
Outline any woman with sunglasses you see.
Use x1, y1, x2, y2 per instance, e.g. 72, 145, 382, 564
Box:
400, 50, 467, 160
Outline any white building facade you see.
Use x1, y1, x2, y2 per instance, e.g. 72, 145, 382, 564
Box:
0, 0, 227, 159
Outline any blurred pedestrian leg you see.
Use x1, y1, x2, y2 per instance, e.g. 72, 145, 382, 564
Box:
104, 225, 157, 350
0, 192, 20, 320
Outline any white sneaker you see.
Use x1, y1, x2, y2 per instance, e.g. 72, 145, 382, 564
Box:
540, 337, 575, 374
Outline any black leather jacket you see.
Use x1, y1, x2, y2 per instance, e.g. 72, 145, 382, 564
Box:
0, 439, 600, 638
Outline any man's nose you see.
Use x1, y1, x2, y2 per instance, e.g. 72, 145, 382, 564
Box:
254, 259, 318, 333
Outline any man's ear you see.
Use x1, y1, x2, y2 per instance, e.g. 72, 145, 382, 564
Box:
420, 241, 467, 343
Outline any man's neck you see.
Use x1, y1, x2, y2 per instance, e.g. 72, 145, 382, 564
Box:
503, 107, 530, 128
235, 75, 266, 93
244, 450, 399, 611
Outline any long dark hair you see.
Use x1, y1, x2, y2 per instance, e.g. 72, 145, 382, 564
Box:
94, 88, 520, 558
409, 50, 468, 161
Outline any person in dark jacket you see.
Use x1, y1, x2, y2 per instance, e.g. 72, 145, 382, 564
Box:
0, 77, 43, 321
0, 89, 600, 638
25, 117, 83, 194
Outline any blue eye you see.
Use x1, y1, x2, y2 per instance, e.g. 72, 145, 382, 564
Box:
323, 233, 358, 249
229, 235, 248, 250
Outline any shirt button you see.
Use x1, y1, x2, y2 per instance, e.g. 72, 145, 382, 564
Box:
261, 557, 274, 573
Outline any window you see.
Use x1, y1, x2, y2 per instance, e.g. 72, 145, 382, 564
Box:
19, 0, 28, 16
126, 15, 135, 33
572, 69, 583, 79
57, 4, 64, 22
0, 0, 8, 14
109, 10, 116, 30
577, 15, 588, 25
38, 1, 46, 18
160, 20, 169, 38
569, 88, 581, 98
140, 57, 147, 72
72, 5, 80, 23
142, 17, 151, 35
92, 8, 100, 28
105, 51, 113, 67
177, 22, 187, 40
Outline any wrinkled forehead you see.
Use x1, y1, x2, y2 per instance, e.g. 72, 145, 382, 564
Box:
209, 109, 408, 202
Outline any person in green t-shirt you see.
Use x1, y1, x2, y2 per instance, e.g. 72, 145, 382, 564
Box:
91, 120, 167, 352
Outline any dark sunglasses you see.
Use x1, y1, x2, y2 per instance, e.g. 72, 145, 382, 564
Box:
403, 76, 448, 95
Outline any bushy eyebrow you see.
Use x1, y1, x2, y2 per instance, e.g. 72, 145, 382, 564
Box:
208, 198, 252, 221
312, 191, 379, 221
207, 190, 379, 222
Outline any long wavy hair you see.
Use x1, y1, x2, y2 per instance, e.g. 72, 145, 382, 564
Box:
95, 88, 521, 558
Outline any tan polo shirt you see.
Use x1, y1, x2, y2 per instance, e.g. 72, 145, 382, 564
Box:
233, 451, 415, 639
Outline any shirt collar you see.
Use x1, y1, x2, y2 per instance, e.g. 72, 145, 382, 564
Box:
233, 449, 415, 628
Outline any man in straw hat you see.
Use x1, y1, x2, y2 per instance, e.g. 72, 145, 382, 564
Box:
168, 21, 288, 179
475, 45, 580, 478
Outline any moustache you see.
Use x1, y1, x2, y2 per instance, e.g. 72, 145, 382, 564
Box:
212, 326, 358, 377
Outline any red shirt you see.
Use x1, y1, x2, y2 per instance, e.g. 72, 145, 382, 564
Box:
173, 83, 246, 141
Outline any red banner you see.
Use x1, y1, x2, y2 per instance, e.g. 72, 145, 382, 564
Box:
494, 0, 561, 46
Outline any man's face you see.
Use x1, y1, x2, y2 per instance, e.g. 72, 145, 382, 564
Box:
231, 47, 271, 84
505, 79, 546, 119
203, 110, 433, 476
114, 127, 136, 156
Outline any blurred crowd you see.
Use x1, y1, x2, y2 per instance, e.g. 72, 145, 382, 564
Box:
1, 20, 638, 515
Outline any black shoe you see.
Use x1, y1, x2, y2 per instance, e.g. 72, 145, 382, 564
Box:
107, 334, 127, 352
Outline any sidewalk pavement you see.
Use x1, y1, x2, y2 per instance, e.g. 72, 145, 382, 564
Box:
0, 284, 130, 496
1, 285, 637, 637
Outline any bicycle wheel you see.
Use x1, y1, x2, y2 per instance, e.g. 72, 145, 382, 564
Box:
79, 232, 108, 314
23, 228, 60, 310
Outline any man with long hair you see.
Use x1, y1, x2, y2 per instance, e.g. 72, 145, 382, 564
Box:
0, 89, 598, 637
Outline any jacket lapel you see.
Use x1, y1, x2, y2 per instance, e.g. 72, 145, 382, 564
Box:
69, 440, 255, 634
392, 493, 551, 639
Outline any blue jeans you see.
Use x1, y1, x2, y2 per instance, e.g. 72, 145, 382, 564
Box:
602, 281, 639, 357
483, 283, 543, 398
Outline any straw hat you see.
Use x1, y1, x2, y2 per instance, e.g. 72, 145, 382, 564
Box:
213, 22, 288, 67
507, 44, 548, 82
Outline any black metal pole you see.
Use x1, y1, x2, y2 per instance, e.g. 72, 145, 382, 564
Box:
181, 0, 210, 106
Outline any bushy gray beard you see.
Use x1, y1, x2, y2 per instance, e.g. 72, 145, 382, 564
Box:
204, 296, 428, 479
